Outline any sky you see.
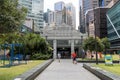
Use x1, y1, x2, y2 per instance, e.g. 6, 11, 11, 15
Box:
44, 0, 79, 29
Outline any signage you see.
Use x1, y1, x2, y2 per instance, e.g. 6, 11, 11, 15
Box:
105, 54, 113, 65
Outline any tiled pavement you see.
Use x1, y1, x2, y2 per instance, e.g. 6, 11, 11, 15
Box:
35, 59, 100, 80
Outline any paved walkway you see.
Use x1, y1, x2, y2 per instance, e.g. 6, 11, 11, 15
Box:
35, 59, 100, 80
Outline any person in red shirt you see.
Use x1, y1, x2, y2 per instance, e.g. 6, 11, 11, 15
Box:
71, 52, 77, 64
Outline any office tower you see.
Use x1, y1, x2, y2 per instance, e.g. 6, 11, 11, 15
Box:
55, 11, 63, 26
107, 0, 119, 8
19, 0, 44, 32
44, 9, 56, 26
79, 6, 85, 33
82, 0, 112, 15
54, 1, 65, 11
54, 1, 65, 26
107, 0, 120, 50
66, 3, 76, 29
79, 0, 112, 33
54, 2, 76, 28
94, 8, 108, 38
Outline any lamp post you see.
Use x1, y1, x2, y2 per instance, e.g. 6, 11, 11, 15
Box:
81, 36, 83, 59
32, 19, 34, 33
81, 36, 83, 45
45, 35, 48, 41
94, 9, 98, 65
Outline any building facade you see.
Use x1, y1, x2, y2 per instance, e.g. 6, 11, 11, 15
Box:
94, 8, 108, 38
81, 0, 111, 14
55, 11, 63, 26
19, 0, 44, 33
66, 3, 76, 28
42, 24, 87, 59
44, 2, 76, 29
44, 9, 55, 26
107, 0, 118, 8
54, 1, 65, 11
107, 0, 120, 49
88, 22, 95, 37
79, 0, 112, 33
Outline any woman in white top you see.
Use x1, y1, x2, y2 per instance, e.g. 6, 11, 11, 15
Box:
58, 53, 61, 62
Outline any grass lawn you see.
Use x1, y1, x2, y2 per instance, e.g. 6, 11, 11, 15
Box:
93, 64, 120, 76
0, 60, 45, 80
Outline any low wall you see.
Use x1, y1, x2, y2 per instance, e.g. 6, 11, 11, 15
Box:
77, 60, 119, 63
83, 64, 120, 80
14, 59, 53, 80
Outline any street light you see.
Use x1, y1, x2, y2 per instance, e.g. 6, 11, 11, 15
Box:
81, 36, 83, 45
32, 19, 34, 33
45, 35, 48, 41
93, 9, 98, 65
81, 36, 84, 59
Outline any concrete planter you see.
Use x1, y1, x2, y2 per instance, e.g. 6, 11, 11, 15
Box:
14, 59, 53, 80
78, 60, 119, 63
83, 63, 120, 80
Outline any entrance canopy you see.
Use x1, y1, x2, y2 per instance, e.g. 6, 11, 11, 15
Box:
41, 23, 88, 58
42, 23, 87, 41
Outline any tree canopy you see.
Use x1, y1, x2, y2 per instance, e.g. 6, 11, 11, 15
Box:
0, 0, 27, 33
101, 37, 110, 50
82, 37, 104, 52
0, 33, 52, 55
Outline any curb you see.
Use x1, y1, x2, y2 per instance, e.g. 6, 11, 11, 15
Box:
14, 59, 54, 80
83, 64, 120, 80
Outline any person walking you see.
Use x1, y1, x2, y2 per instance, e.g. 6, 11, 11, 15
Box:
58, 53, 61, 62
71, 51, 77, 64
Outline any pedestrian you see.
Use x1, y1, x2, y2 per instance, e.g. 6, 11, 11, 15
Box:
58, 53, 61, 62
71, 51, 77, 64
6, 52, 10, 59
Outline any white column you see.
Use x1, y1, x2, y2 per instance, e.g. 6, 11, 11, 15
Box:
71, 39, 74, 54
53, 39, 57, 59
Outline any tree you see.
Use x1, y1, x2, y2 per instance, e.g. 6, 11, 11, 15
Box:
101, 37, 110, 54
83, 37, 96, 59
82, 37, 104, 59
0, 0, 27, 33
83, 37, 104, 52
23, 33, 51, 55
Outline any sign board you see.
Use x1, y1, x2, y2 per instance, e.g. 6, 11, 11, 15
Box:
105, 55, 113, 65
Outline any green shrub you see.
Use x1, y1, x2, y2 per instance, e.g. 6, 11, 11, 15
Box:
31, 52, 52, 60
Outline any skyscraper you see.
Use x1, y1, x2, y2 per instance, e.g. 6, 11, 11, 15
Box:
54, 1, 65, 11
44, 9, 56, 26
107, 0, 120, 50
53, 2, 76, 28
107, 0, 119, 8
81, 0, 112, 15
66, 3, 76, 28
79, 0, 112, 33
19, 0, 44, 32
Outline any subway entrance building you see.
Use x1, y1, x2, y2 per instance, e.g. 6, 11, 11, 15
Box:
42, 24, 87, 59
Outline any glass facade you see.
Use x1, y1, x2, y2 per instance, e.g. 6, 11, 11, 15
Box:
54, 1, 65, 11
99, 0, 104, 6
107, 1, 120, 49
19, 0, 44, 32
107, 1, 120, 41
82, 0, 93, 15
